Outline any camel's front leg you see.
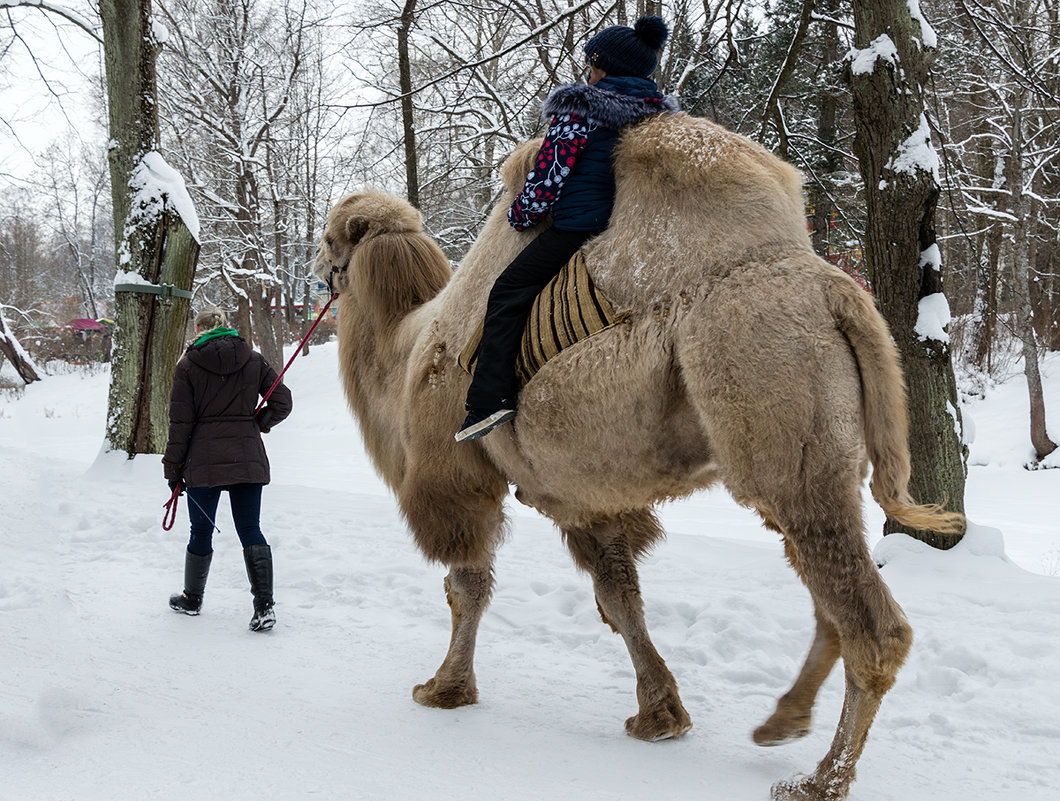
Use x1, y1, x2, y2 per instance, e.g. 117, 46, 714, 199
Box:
398, 436, 507, 709
413, 563, 494, 708
563, 512, 692, 741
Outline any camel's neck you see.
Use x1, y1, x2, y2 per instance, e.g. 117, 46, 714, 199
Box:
336, 296, 428, 490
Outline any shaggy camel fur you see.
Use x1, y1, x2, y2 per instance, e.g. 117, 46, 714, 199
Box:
313, 112, 964, 801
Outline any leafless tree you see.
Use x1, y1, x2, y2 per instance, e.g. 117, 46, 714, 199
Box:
41, 136, 112, 318
158, 0, 320, 368
847, 0, 967, 546
935, 0, 1058, 463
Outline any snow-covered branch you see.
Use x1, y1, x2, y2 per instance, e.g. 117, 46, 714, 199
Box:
0, 0, 102, 43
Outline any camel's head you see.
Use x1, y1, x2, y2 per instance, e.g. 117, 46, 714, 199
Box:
313, 188, 453, 320
313, 188, 425, 295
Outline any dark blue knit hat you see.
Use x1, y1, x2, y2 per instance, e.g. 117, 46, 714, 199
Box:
584, 16, 669, 78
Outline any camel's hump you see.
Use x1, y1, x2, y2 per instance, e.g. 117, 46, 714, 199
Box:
585, 114, 813, 305
615, 113, 804, 201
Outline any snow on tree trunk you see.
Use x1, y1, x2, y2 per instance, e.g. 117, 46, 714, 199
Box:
846, 0, 966, 548
100, 0, 200, 456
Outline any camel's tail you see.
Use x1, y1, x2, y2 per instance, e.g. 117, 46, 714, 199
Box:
828, 279, 966, 535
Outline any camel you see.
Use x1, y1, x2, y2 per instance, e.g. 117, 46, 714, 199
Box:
313, 112, 964, 801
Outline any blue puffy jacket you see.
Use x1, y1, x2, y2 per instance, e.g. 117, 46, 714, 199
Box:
508, 75, 679, 232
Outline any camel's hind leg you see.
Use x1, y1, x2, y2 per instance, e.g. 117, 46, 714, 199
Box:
768, 504, 912, 801
562, 510, 692, 742
753, 605, 840, 745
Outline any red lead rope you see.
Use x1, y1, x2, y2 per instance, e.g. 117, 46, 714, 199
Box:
163, 294, 338, 532
163, 483, 181, 531
255, 294, 337, 413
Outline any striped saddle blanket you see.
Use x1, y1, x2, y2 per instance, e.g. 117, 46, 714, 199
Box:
458, 250, 627, 385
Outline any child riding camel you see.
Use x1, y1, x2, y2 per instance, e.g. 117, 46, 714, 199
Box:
456, 15, 679, 442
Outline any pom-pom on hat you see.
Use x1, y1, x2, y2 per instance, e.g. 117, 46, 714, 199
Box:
584, 15, 669, 78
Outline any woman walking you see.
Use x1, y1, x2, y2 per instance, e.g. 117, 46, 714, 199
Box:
162, 307, 293, 631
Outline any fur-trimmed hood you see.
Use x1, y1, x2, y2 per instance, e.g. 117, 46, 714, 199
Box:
186, 333, 251, 376
542, 76, 680, 130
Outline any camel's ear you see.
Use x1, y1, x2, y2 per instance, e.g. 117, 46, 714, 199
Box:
345, 215, 370, 246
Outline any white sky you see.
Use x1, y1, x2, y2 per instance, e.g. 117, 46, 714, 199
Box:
0, 2, 104, 184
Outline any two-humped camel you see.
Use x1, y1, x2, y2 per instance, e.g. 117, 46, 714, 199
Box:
313, 112, 963, 801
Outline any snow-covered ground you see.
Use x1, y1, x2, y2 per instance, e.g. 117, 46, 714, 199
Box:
2, 344, 1058, 801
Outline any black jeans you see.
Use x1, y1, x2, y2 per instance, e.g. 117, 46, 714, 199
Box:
465, 226, 597, 411
186, 483, 267, 555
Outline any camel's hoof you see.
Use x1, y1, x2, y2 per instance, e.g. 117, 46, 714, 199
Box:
624, 700, 693, 742
412, 677, 478, 709
753, 713, 812, 746
771, 774, 847, 801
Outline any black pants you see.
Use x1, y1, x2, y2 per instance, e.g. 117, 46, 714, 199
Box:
465, 227, 597, 411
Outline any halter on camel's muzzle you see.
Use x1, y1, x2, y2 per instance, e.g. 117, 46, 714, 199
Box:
324, 218, 371, 293
327, 260, 348, 294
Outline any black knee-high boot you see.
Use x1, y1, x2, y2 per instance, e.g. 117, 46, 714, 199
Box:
169, 549, 213, 615
243, 544, 276, 632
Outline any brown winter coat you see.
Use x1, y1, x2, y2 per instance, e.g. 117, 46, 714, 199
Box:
162, 334, 292, 488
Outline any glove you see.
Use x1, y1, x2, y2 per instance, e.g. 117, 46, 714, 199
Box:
255, 407, 274, 434
168, 479, 184, 495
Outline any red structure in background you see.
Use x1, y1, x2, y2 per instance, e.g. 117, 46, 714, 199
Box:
68, 318, 108, 331
832, 252, 871, 292
63, 318, 113, 362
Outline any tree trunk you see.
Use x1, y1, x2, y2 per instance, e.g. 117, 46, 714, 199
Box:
971, 224, 1001, 373
252, 284, 283, 369
847, 0, 966, 548
758, 0, 816, 160
810, 0, 840, 259
231, 158, 282, 368
397, 0, 420, 209
1037, 245, 1060, 351
1007, 98, 1057, 464
233, 295, 253, 349
100, 0, 200, 456
0, 306, 41, 384
301, 253, 313, 357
